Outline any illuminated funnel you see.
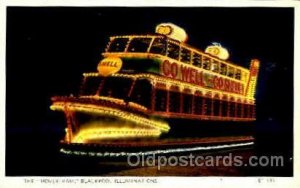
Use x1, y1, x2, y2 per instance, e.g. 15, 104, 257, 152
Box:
205, 42, 230, 60
155, 23, 188, 43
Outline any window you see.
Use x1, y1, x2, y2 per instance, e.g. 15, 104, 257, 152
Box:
235, 69, 241, 80
248, 105, 253, 118
213, 98, 221, 116
100, 77, 133, 99
212, 60, 219, 73
167, 42, 180, 60
192, 53, 202, 67
180, 48, 191, 64
204, 97, 212, 115
228, 66, 235, 78
81, 77, 103, 96
222, 100, 228, 117
194, 95, 203, 115
183, 93, 193, 114
202, 56, 211, 70
243, 104, 249, 118
236, 102, 242, 117
169, 91, 181, 113
130, 79, 152, 108
155, 89, 167, 111
150, 38, 167, 55
220, 63, 227, 75
250, 105, 255, 118
127, 38, 152, 52
107, 38, 129, 52
229, 100, 235, 117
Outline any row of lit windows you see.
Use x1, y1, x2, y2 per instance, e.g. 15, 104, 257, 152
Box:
154, 89, 255, 118
81, 77, 152, 108
107, 36, 247, 81
81, 76, 255, 119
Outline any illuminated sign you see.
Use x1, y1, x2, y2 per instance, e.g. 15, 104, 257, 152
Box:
161, 60, 244, 94
156, 25, 173, 35
155, 23, 188, 43
205, 43, 229, 60
97, 57, 123, 77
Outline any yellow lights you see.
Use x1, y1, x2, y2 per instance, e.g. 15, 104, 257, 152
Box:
72, 127, 161, 143
156, 25, 173, 35
155, 23, 188, 43
246, 59, 260, 98
128, 102, 148, 112
65, 128, 71, 143
83, 72, 255, 102
79, 96, 148, 112
205, 43, 230, 60
104, 36, 248, 72
252, 59, 260, 68
102, 50, 249, 80
60, 141, 255, 157
97, 57, 123, 77
51, 102, 168, 143
50, 102, 170, 132
83, 72, 99, 77
50, 24, 260, 146
80, 95, 126, 105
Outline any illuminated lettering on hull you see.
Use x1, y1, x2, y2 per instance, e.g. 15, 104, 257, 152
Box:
161, 60, 244, 94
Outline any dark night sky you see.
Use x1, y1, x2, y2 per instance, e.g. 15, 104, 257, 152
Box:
6, 7, 294, 175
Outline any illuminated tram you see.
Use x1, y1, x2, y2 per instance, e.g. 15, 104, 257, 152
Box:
51, 23, 260, 149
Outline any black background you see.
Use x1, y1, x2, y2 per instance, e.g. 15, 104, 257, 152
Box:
6, 7, 294, 176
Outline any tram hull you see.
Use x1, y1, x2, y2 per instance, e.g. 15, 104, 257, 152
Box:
59, 109, 255, 143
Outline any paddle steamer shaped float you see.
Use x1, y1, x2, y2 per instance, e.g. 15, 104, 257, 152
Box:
51, 23, 260, 147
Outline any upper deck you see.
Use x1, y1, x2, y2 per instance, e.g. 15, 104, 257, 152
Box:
103, 34, 250, 83
96, 23, 259, 99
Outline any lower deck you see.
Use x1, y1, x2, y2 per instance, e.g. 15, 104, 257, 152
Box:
79, 73, 256, 122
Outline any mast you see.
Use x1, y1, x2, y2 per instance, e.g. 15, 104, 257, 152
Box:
245, 59, 260, 98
